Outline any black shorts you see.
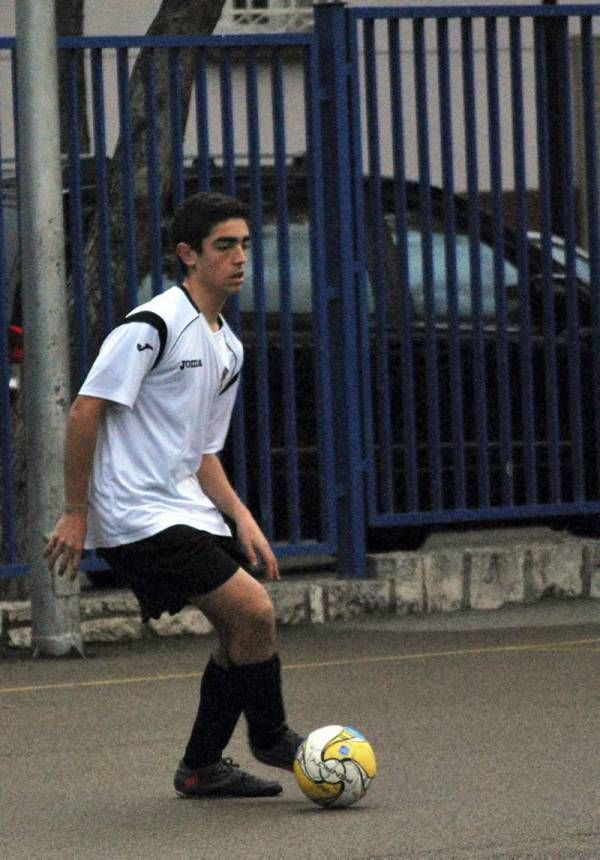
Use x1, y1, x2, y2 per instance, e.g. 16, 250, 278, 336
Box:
98, 525, 249, 622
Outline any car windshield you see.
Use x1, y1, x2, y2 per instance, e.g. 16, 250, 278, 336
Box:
400, 228, 519, 319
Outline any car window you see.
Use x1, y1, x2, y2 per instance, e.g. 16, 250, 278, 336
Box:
137, 221, 315, 314
240, 221, 313, 314
392, 224, 519, 320
548, 245, 591, 285
239, 220, 523, 320
138, 215, 520, 322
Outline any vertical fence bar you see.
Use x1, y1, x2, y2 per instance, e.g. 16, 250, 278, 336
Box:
486, 17, 513, 506
194, 48, 211, 192
169, 47, 185, 207
116, 46, 138, 311
246, 47, 273, 539
556, 20, 584, 502
272, 48, 301, 542
413, 16, 443, 510
314, 1, 366, 576
220, 50, 236, 197
348, 19, 376, 521
142, 49, 164, 297
8, 52, 21, 575
509, 17, 537, 505
90, 48, 114, 333
11, 49, 21, 233
534, 19, 561, 502
218, 47, 247, 501
461, 17, 490, 509
581, 15, 600, 496
304, 38, 337, 546
363, 19, 394, 513
0, 98, 17, 565
219, 47, 238, 332
388, 18, 418, 512
65, 47, 88, 380
437, 17, 466, 509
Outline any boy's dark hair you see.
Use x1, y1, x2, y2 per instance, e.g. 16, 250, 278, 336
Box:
171, 192, 250, 252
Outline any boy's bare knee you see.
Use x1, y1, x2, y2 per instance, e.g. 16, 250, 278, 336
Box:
255, 597, 276, 629
228, 600, 276, 664
244, 600, 276, 644
193, 571, 277, 664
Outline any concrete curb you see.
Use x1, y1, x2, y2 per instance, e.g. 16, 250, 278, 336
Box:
2, 532, 600, 650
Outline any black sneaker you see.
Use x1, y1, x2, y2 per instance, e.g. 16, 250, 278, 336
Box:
251, 728, 304, 772
174, 758, 283, 798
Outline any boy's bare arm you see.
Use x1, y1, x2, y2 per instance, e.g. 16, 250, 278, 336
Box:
44, 395, 107, 577
197, 453, 280, 581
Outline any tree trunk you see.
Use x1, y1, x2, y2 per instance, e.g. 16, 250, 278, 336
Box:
79, 0, 226, 361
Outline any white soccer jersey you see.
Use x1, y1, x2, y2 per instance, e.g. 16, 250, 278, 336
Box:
80, 285, 243, 548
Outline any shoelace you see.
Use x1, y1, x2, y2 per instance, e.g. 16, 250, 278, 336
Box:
217, 758, 264, 785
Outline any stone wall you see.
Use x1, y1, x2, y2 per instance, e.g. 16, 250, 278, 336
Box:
2, 535, 599, 650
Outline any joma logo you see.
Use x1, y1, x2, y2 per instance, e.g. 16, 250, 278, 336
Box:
179, 359, 203, 370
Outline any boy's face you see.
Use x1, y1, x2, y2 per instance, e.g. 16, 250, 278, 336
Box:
177, 218, 250, 298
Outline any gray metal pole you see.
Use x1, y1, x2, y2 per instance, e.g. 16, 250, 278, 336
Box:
15, 0, 83, 657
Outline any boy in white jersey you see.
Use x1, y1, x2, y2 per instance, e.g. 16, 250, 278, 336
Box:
44, 192, 302, 798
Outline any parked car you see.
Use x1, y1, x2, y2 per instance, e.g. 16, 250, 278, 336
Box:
212, 173, 597, 544
4, 161, 596, 550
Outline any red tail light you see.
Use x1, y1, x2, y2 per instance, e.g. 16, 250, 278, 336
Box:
8, 325, 24, 363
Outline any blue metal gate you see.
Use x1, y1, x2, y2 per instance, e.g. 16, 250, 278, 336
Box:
319, 4, 600, 576
3, 5, 600, 582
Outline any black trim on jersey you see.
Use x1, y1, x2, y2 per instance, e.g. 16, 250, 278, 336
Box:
122, 311, 167, 369
218, 371, 240, 395
178, 283, 201, 313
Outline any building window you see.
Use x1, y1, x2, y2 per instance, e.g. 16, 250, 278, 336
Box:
217, 0, 313, 33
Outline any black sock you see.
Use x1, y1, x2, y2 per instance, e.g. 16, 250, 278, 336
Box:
231, 654, 288, 750
182, 657, 243, 769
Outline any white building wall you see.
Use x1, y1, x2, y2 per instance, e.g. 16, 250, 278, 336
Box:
0, 1, 596, 198
0, 0, 586, 36
1, 1, 568, 38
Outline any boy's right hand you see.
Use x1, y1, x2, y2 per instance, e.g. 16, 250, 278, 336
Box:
44, 512, 88, 578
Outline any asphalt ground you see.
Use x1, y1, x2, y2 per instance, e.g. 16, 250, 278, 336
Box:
1, 600, 599, 859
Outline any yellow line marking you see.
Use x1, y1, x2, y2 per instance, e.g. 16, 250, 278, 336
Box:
0, 671, 202, 695
1, 636, 599, 696
283, 636, 600, 670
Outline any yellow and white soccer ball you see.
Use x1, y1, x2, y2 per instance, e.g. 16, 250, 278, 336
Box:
293, 725, 377, 808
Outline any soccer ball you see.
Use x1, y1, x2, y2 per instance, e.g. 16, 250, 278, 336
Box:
293, 725, 377, 808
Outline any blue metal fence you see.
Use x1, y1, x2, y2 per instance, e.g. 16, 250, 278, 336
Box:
336, 5, 600, 576
3, 5, 600, 582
